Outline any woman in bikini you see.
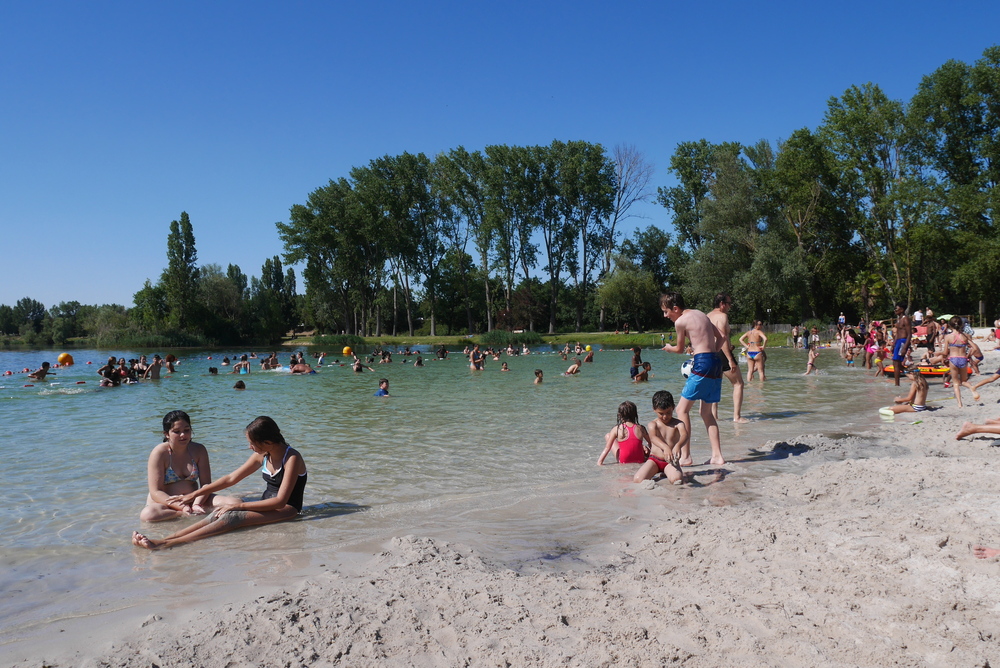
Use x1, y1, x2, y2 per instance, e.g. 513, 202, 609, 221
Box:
739, 321, 768, 381
139, 411, 240, 522
132, 416, 307, 549
945, 316, 976, 408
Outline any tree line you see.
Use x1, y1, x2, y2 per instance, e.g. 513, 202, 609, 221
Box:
3, 46, 998, 345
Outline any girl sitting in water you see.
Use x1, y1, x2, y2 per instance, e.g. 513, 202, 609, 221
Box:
140, 410, 241, 522
132, 416, 307, 549
597, 401, 651, 466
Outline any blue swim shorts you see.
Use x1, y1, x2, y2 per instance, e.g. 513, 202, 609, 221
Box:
681, 352, 723, 403
892, 338, 908, 362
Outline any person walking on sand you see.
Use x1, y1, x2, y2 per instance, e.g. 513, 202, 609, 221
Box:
660, 292, 726, 466
708, 293, 748, 423
892, 303, 912, 387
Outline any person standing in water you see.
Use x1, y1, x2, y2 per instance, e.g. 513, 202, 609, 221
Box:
660, 292, 726, 466
739, 321, 768, 382
707, 293, 748, 423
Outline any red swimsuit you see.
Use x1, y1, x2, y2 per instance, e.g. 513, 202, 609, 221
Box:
616, 424, 646, 464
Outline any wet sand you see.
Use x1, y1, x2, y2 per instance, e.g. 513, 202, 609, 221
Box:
12, 347, 1000, 666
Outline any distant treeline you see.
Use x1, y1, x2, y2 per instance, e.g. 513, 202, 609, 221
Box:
4, 46, 1000, 345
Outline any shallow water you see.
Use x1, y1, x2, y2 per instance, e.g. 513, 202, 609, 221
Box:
0, 344, 907, 649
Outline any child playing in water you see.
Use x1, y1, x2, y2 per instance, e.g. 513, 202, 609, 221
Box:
804, 331, 820, 375
500, 362, 510, 372
886, 368, 929, 414
132, 416, 307, 549
534, 369, 543, 384
637, 391, 685, 484
565, 358, 581, 375
597, 401, 651, 466
633, 361, 651, 382
28, 362, 55, 380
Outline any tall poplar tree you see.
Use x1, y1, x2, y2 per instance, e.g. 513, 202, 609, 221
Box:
163, 211, 199, 329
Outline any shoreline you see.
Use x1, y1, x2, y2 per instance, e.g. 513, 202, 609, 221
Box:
11, 347, 1000, 666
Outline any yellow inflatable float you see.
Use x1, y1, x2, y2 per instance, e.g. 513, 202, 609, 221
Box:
57, 353, 74, 366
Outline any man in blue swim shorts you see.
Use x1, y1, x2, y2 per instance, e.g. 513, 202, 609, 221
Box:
892, 303, 911, 387
660, 292, 727, 466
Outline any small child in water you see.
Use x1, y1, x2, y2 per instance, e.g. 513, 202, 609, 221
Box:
534, 369, 543, 384
887, 368, 929, 413
633, 361, 651, 382
597, 401, 651, 467
638, 391, 685, 484
501, 362, 509, 372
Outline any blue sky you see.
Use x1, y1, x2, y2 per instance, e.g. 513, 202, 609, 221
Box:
1, 1, 997, 308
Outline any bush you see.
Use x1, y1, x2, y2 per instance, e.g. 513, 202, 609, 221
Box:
477, 330, 544, 347
312, 334, 367, 347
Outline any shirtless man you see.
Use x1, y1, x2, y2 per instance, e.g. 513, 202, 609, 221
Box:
143, 355, 163, 379
707, 293, 748, 423
660, 292, 726, 466
892, 303, 912, 387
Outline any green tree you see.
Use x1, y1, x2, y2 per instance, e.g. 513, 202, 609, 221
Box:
13, 297, 46, 333
596, 257, 661, 332
162, 212, 200, 329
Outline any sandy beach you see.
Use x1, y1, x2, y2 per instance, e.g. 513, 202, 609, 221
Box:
12, 350, 1000, 667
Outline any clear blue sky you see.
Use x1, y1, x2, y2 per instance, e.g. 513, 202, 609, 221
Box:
1, 1, 997, 308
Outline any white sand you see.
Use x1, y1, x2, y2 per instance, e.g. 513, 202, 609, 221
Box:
14, 355, 1000, 666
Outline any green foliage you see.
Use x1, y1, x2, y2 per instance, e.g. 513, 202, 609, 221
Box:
477, 329, 543, 347
162, 212, 199, 329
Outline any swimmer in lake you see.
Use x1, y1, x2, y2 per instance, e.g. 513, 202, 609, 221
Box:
566, 358, 581, 375
804, 328, 820, 375
534, 369, 543, 384
132, 416, 307, 549
374, 378, 389, 396
633, 361, 651, 382
28, 362, 55, 380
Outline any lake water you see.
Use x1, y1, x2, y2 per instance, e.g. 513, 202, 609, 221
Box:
0, 343, 903, 652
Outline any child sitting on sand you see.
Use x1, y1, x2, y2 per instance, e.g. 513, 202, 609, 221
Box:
597, 401, 651, 466
886, 367, 929, 414
132, 416, 307, 550
636, 391, 685, 485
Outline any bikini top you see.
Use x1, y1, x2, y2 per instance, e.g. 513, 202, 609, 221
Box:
948, 334, 969, 350
164, 447, 199, 485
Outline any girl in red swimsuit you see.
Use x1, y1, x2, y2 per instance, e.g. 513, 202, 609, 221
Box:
597, 401, 651, 465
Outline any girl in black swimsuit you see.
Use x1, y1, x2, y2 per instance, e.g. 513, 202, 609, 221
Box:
132, 416, 307, 550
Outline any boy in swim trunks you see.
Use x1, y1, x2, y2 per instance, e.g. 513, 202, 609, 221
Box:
660, 292, 726, 466
635, 390, 685, 484
887, 367, 930, 414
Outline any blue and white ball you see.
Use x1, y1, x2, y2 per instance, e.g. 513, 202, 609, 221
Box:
680, 358, 694, 378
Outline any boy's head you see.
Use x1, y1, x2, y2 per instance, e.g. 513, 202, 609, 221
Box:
660, 292, 685, 320
233, 380, 246, 390
534, 369, 543, 377
379, 378, 389, 388
651, 390, 675, 420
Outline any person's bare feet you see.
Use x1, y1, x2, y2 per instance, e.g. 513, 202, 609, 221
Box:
973, 391, 982, 401
956, 423, 977, 440
974, 545, 1000, 559
678, 458, 694, 467
733, 416, 750, 424
708, 457, 726, 466
132, 531, 160, 550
